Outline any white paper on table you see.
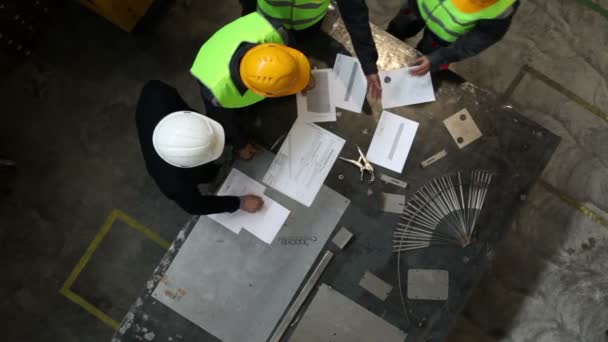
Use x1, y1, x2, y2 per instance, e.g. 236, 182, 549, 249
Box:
366, 111, 419, 174
332, 53, 367, 113
379, 67, 435, 109
296, 69, 336, 122
263, 120, 345, 207
243, 194, 290, 244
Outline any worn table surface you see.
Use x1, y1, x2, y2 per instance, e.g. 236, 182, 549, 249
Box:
113, 10, 560, 342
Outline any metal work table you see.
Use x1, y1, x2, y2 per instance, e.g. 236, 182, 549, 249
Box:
113, 10, 559, 342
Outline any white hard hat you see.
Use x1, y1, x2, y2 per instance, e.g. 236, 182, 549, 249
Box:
152, 111, 225, 168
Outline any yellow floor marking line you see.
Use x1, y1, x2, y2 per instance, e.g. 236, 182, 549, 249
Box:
538, 179, 608, 230
59, 209, 171, 330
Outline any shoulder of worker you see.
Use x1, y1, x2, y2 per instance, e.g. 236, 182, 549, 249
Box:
495, 0, 520, 20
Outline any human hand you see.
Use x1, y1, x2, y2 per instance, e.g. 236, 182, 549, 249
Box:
236, 143, 259, 160
410, 56, 431, 76
302, 73, 316, 95
366, 73, 382, 100
241, 195, 264, 213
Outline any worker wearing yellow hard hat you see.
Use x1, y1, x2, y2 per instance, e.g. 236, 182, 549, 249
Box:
239, 0, 383, 99
387, 0, 519, 76
191, 12, 313, 160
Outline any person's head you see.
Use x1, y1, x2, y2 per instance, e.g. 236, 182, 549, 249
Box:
240, 43, 311, 98
152, 111, 225, 168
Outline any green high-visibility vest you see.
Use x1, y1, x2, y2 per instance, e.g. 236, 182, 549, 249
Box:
418, 0, 515, 43
190, 13, 285, 109
257, 0, 330, 30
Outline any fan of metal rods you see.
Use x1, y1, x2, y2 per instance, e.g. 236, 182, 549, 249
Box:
393, 170, 493, 252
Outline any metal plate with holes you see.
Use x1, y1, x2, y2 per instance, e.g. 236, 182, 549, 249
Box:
443, 109, 482, 149
332, 227, 353, 249
359, 271, 393, 301
407, 269, 449, 300
379, 174, 408, 189
289, 284, 407, 342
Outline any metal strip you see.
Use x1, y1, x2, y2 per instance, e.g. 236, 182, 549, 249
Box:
343, 60, 358, 101
269, 250, 334, 342
388, 123, 405, 160
421, 149, 447, 168
380, 174, 408, 189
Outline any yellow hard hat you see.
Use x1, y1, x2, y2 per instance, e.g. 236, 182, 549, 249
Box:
452, 0, 498, 13
240, 43, 311, 98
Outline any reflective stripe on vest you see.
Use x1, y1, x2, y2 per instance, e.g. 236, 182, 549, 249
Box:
418, 0, 515, 42
257, 0, 330, 30
190, 13, 285, 109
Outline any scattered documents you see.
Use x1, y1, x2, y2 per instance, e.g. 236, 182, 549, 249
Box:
379, 67, 435, 109
297, 69, 336, 122
264, 120, 345, 207
332, 53, 367, 113
208, 168, 289, 244
366, 111, 419, 174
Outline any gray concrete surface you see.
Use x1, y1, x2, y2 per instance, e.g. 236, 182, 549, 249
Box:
0, 0, 606, 341
365, 0, 608, 340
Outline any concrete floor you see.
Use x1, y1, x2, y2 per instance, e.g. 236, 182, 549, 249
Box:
0, 0, 607, 341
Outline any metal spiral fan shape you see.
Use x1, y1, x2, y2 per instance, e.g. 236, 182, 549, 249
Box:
393, 170, 493, 252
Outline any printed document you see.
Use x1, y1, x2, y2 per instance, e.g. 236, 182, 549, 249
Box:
296, 69, 336, 122
332, 53, 367, 113
209, 168, 289, 244
366, 111, 419, 173
379, 68, 435, 109
263, 120, 345, 206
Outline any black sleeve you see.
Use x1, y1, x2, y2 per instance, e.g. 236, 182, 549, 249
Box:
239, 0, 257, 15
336, 0, 379, 75
427, 3, 518, 68
202, 96, 249, 150
170, 187, 241, 215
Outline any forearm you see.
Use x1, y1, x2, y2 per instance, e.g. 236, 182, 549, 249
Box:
337, 0, 379, 75
175, 193, 241, 215
427, 11, 515, 69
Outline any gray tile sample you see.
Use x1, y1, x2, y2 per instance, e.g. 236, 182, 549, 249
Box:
289, 284, 407, 342
358, 271, 393, 301
407, 269, 449, 300
332, 226, 353, 249
151, 151, 350, 342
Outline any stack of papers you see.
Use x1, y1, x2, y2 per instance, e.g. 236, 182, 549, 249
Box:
263, 120, 345, 206
379, 67, 436, 108
208, 169, 290, 244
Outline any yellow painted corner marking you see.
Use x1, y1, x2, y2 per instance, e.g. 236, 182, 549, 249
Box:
60, 208, 171, 330
538, 179, 608, 229
115, 209, 171, 250
60, 288, 120, 330
61, 209, 119, 290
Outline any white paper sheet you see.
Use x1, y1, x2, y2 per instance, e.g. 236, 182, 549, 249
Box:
296, 69, 336, 122
366, 111, 419, 174
208, 169, 289, 244
263, 120, 345, 207
244, 194, 290, 244
379, 68, 435, 109
332, 53, 367, 113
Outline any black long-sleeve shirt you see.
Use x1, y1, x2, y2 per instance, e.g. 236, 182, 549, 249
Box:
136, 80, 240, 215
239, 0, 379, 75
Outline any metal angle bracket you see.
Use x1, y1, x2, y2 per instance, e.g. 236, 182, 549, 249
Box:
269, 250, 334, 342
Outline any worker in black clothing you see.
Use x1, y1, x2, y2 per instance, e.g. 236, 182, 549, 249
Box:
135, 80, 264, 215
387, 0, 519, 76
239, 0, 383, 99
